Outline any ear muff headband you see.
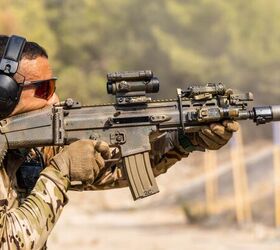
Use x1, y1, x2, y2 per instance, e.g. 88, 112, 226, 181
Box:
0, 35, 26, 118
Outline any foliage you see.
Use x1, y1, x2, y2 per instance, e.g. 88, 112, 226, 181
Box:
0, 0, 280, 105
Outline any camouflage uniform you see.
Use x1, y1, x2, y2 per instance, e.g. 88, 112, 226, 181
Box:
0, 131, 189, 249
0, 147, 69, 249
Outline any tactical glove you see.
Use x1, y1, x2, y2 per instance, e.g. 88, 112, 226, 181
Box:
50, 140, 111, 183
150, 131, 190, 176
188, 120, 239, 150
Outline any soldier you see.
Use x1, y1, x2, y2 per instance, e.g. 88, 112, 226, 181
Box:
0, 35, 238, 249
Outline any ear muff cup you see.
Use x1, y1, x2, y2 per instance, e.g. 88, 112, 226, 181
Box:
0, 74, 22, 117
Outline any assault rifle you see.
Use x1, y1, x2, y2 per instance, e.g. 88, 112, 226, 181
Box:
0, 70, 279, 200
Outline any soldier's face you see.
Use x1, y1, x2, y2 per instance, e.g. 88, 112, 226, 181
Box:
10, 56, 59, 116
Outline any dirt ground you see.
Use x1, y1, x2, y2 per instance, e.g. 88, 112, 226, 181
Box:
48, 142, 280, 250
48, 191, 280, 250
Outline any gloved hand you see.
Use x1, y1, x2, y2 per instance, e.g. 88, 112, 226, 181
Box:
50, 140, 111, 183
188, 120, 239, 150
149, 131, 190, 176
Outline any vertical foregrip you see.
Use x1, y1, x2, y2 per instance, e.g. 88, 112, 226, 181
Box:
123, 152, 159, 200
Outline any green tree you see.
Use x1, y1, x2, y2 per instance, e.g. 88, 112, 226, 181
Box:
0, 0, 57, 59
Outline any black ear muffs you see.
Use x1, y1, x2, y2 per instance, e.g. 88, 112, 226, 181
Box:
0, 35, 26, 118
0, 74, 22, 117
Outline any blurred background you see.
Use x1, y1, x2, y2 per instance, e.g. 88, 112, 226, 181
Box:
1, 0, 280, 249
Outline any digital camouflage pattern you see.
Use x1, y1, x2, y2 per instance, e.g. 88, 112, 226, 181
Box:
0, 132, 190, 249
0, 147, 69, 250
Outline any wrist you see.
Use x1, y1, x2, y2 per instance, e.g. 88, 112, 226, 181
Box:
178, 131, 205, 152
40, 165, 71, 192
50, 150, 70, 178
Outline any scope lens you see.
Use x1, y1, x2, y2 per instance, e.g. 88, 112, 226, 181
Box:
107, 82, 113, 94
148, 78, 159, 93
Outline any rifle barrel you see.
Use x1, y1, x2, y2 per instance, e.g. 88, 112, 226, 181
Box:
248, 105, 280, 125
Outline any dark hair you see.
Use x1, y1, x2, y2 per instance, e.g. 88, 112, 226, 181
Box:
0, 35, 48, 60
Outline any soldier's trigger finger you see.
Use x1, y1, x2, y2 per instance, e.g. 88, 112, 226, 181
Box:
201, 127, 227, 145
94, 153, 105, 170
209, 123, 232, 141
222, 120, 239, 132
87, 159, 99, 184
198, 131, 222, 150
94, 141, 111, 159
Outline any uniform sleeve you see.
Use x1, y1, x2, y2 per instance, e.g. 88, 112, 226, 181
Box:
0, 165, 70, 250
81, 131, 190, 191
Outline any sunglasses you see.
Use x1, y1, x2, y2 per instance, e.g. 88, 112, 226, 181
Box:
22, 77, 57, 100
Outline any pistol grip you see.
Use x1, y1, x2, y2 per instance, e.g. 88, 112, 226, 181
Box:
123, 151, 159, 200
